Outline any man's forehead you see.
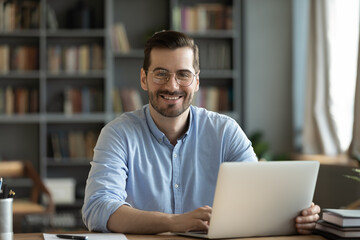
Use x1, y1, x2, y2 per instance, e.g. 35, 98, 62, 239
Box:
149, 47, 194, 67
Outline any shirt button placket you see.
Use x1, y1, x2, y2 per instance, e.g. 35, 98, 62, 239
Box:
172, 147, 182, 214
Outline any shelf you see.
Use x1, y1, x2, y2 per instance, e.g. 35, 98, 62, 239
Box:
46, 29, 105, 38
45, 113, 106, 123
0, 71, 41, 79
0, 114, 41, 123
0, 30, 41, 37
46, 71, 106, 79
186, 30, 239, 39
47, 159, 91, 167
200, 70, 238, 79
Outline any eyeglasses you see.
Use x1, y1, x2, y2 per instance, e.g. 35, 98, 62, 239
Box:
146, 69, 198, 87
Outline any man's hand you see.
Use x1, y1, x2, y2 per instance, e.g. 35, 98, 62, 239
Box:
296, 202, 321, 234
170, 205, 212, 233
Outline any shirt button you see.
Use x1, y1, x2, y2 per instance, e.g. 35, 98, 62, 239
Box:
174, 154, 177, 158
174, 184, 179, 188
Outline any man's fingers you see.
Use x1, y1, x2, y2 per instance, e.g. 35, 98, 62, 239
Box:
302, 204, 321, 216
296, 214, 320, 223
296, 222, 316, 235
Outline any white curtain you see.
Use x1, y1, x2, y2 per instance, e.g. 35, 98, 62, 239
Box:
302, 0, 359, 156
352, 52, 360, 160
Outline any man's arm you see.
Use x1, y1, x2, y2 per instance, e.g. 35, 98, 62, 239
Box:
107, 205, 212, 234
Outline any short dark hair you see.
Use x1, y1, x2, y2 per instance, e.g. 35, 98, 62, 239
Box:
143, 30, 199, 73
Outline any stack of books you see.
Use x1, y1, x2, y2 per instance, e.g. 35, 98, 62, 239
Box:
315, 208, 360, 239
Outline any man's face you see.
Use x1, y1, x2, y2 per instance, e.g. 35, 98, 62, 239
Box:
141, 47, 199, 118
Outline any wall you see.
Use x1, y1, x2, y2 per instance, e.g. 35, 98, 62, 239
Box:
243, 0, 293, 156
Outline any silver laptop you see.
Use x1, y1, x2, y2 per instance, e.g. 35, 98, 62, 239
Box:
177, 161, 319, 239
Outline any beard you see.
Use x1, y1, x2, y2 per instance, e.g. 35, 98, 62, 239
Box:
148, 90, 193, 118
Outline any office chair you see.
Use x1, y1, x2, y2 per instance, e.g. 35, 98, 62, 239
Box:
0, 160, 54, 232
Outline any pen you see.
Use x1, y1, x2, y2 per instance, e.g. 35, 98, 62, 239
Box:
8, 189, 15, 198
0, 177, 2, 193
56, 234, 88, 240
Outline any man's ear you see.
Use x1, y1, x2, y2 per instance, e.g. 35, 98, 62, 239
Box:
140, 68, 148, 91
195, 71, 200, 92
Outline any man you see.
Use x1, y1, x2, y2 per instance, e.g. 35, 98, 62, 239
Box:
82, 30, 320, 235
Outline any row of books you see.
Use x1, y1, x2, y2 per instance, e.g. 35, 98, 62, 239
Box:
63, 87, 103, 114
0, 45, 38, 73
315, 208, 360, 239
48, 44, 104, 74
193, 87, 232, 112
112, 88, 143, 113
0, 0, 40, 31
111, 22, 130, 53
49, 130, 99, 161
198, 40, 231, 70
173, 3, 232, 32
0, 86, 38, 114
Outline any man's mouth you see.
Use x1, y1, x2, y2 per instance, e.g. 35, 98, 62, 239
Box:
161, 95, 182, 100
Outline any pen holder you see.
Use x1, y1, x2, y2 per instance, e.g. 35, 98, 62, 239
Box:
0, 198, 13, 240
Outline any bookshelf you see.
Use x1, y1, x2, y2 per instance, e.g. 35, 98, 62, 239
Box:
0, 0, 243, 228
0, 0, 107, 221
108, 0, 242, 121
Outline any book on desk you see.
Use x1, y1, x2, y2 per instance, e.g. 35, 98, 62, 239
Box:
315, 208, 360, 239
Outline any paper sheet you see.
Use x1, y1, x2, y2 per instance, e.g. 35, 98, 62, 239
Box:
43, 233, 128, 240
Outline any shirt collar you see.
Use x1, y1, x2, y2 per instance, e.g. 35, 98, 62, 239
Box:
144, 104, 194, 144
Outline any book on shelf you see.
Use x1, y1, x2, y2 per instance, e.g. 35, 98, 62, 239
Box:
111, 22, 130, 53
113, 88, 143, 113
322, 209, 360, 227
193, 87, 231, 112
64, 46, 78, 74
64, 87, 103, 114
0, 44, 10, 74
50, 130, 98, 161
51, 133, 62, 161
91, 43, 104, 70
14, 87, 29, 114
48, 44, 103, 74
0, 87, 3, 113
29, 88, 38, 113
11, 45, 38, 71
198, 40, 231, 70
1, 86, 38, 114
315, 220, 360, 238
0, 0, 40, 31
5, 86, 14, 115
173, 3, 232, 32
78, 45, 90, 74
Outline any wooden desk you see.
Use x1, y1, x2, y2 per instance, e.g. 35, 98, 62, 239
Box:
14, 232, 327, 240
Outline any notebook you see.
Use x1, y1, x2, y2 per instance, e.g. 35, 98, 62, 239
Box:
176, 160, 320, 239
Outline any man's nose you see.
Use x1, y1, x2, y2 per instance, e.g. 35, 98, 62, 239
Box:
166, 73, 180, 88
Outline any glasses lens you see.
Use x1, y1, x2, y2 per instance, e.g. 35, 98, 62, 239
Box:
152, 70, 169, 84
176, 70, 193, 81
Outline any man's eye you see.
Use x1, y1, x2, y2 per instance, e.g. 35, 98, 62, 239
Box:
155, 71, 168, 78
177, 71, 191, 78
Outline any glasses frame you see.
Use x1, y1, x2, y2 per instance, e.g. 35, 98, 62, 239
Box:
146, 69, 198, 87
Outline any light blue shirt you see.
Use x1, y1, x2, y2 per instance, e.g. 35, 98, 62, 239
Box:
82, 104, 257, 232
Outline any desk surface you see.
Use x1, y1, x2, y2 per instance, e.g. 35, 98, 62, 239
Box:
14, 232, 327, 240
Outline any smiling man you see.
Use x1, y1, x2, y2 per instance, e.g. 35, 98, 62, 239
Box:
82, 30, 320, 235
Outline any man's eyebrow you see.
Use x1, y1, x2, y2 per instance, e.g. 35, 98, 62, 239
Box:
151, 67, 193, 73
152, 67, 168, 71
